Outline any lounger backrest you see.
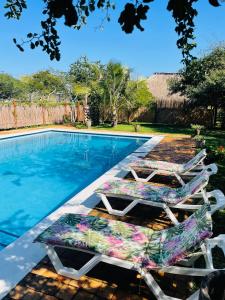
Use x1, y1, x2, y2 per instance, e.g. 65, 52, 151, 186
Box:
159, 204, 212, 267
180, 164, 218, 199
183, 149, 207, 173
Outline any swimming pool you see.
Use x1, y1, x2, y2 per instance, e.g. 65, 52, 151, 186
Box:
0, 130, 148, 250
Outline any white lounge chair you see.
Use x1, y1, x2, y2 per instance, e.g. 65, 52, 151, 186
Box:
35, 205, 225, 300
129, 149, 207, 185
96, 165, 222, 225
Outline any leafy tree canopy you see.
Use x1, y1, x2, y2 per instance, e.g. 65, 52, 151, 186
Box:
169, 46, 225, 126
68, 56, 103, 102
169, 47, 225, 97
69, 56, 102, 84
124, 80, 153, 123
0, 73, 25, 100
72, 84, 91, 98
4, 0, 222, 64
21, 70, 67, 97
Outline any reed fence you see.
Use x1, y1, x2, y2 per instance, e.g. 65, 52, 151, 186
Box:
0, 102, 85, 130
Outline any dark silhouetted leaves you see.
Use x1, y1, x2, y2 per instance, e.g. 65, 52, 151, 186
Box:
4, 0, 27, 19
209, 0, 220, 6
30, 42, 35, 49
16, 44, 24, 52
3, 0, 224, 64
119, 3, 149, 33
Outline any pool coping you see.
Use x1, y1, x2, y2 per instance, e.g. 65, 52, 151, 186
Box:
0, 128, 164, 299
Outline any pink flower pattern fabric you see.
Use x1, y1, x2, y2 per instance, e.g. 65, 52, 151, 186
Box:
35, 205, 212, 271
96, 173, 209, 205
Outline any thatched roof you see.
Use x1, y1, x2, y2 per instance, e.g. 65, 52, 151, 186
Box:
146, 73, 185, 108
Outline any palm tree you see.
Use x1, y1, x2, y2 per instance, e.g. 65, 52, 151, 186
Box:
102, 62, 130, 127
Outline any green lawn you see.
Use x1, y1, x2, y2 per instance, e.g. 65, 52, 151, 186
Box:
92, 122, 192, 136
203, 132, 225, 237
204, 131, 225, 194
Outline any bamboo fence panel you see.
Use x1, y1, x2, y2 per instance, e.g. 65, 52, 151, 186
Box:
0, 103, 84, 130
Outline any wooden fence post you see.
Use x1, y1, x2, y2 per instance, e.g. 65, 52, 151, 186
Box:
12, 100, 17, 129
42, 105, 46, 125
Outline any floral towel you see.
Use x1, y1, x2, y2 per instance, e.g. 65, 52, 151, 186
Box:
183, 149, 206, 173
129, 149, 206, 174
96, 175, 208, 205
161, 204, 212, 266
35, 205, 212, 271
130, 160, 183, 173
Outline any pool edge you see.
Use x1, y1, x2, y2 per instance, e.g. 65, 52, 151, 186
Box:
0, 128, 164, 299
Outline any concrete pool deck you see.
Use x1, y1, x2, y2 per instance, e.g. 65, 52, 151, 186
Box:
0, 127, 164, 299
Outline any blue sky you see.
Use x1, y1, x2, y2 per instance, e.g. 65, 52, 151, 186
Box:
0, 1, 225, 78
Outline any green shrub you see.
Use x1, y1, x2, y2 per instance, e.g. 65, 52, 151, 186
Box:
191, 124, 205, 136
207, 145, 225, 163
62, 114, 71, 124
73, 122, 87, 129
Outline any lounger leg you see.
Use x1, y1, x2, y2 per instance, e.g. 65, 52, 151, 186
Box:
131, 169, 158, 183
44, 245, 102, 280
163, 205, 179, 225
143, 272, 180, 300
97, 193, 139, 216
174, 173, 185, 186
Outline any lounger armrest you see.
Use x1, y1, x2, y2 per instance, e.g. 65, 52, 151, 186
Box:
202, 234, 225, 269
206, 190, 225, 214
203, 163, 218, 176
186, 290, 199, 300
206, 234, 225, 256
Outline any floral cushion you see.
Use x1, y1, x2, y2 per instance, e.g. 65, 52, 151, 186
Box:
130, 160, 183, 173
35, 205, 212, 271
182, 171, 209, 198
96, 176, 208, 205
36, 214, 163, 269
160, 204, 212, 266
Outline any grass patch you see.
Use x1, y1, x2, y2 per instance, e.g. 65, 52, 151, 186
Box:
92, 122, 192, 136
204, 133, 225, 194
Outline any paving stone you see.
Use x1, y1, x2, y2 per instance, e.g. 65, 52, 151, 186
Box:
95, 282, 117, 300
40, 295, 58, 300
7, 285, 43, 300
56, 284, 78, 300
22, 273, 62, 296
22, 289, 43, 300
32, 268, 58, 279
73, 290, 95, 300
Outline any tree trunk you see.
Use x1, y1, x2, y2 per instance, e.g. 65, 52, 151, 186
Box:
83, 93, 90, 125
111, 106, 118, 127
127, 112, 132, 124
212, 105, 218, 128
221, 108, 225, 129
210, 106, 216, 129
211, 105, 218, 128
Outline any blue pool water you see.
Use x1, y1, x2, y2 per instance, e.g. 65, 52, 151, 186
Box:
0, 131, 148, 249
